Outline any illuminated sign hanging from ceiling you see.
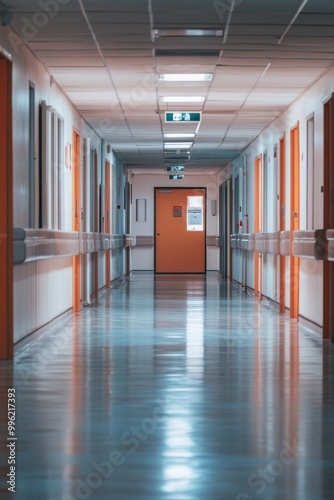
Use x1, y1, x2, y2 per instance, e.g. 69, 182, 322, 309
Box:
165, 112, 202, 123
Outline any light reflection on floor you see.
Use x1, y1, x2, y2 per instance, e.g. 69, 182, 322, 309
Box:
0, 272, 333, 499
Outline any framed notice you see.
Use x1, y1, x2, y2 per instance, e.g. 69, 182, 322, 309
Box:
173, 205, 182, 217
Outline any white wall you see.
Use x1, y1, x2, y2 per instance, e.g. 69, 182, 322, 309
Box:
130, 173, 220, 271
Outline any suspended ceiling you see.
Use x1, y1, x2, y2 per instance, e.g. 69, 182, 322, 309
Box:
3, 0, 334, 173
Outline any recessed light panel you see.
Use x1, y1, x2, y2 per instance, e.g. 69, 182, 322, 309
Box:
161, 96, 204, 103
159, 74, 213, 82
164, 142, 192, 149
153, 29, 223, 38
164, 133, 195, 139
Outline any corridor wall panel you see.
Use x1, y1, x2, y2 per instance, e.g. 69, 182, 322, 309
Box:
14, 258, 72, 343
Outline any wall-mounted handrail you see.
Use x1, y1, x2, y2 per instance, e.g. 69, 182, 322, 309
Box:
13, 229, 136, 265
292, 230, 326, 260
228, 233, 256, 251
229, 229, 329, 259
327, 230, 334, 261
266, 231, 280, 255
280, 231, 290, 256
230, 233, 255, 251
254, 232, 280, 255
124, 234, 136, 248
255, 233, 267, 253
230, 234, 242, 249
135, 236, 154, 246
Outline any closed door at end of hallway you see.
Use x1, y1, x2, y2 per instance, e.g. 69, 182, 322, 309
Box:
155, 188, 206, 273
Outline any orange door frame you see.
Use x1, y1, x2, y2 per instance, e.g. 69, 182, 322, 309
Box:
279, 135, 286, 313
254, 155, 262, 298
72, 130, 81, 312
0, 57, 13, 359
290, 123, 300, 319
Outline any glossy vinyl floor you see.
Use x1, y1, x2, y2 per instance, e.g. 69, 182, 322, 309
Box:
1, 272, 334, 500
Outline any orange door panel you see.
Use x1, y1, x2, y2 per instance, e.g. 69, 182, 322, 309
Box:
290, 124, 300, 319
155, 188, 206, 273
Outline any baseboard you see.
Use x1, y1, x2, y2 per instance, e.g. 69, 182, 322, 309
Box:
299, 315, 323, 337
14, 308, 73, 356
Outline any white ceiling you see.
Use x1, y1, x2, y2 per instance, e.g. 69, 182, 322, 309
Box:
4, 0, 334, 173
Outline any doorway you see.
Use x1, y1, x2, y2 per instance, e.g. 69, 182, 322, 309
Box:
105, 160, 111, 288
219, 182, 228, 279
254, 155, 262, 298
72, 129, 81, 312
155, 188, 206, 273
290, 123, 300, 319
0, 56, 13, 359
323, 96, 334, 340
279, 135, 286, 313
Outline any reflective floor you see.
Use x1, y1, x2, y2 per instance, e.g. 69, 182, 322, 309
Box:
1, 272, 334, 499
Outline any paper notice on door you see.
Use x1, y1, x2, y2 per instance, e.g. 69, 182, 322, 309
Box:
187, 207, 203, 231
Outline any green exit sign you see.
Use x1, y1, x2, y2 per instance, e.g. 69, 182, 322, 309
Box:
165, 112, 202, 123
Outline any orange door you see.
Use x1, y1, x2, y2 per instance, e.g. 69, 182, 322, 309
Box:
0, 57, 13, 359
290, 124, 300, 319
155, 188, 206, 273
254, 156, 262, 298
72, 130, 81, 312
279, 135, 286, 313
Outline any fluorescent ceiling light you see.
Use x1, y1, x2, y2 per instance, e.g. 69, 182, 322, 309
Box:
153, 29, 223, 37
164, 133, 195, 139
159, 74, 212, 82
161, 96, 204, 103
164, 142, 192, 149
